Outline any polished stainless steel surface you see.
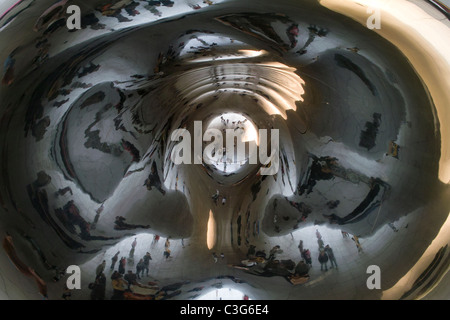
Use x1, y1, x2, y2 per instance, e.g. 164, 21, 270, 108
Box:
0, 0, 449, 300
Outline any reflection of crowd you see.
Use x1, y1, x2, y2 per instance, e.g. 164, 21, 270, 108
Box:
89, 236, 181, 300
232, 232, 345, 286
232, 243, 310, 285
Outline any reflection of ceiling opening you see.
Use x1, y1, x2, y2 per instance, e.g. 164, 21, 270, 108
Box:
204, 113, 257, 173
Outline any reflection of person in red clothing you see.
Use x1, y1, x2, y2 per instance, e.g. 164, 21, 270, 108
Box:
151, 234, 160, 247
286, 23, 299, 48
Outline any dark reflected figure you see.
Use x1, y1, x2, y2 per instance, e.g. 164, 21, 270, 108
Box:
294, 260, 310, 277
128, 247, 135, 265
316, 229, 322, 240
114, 216, 150, 230
118, 257, 126, 275
247, 245, 256, 259
298, 156, 337, 195
136, 259, 144, 279
286, 23, 299, 48
327, 200, 340, 209
124, 270, 139, 289
55, 200, 116, 241
111, 251, 120, 270
52, 267, 66, 282
318, 238, 324, 249
78, 62, 99, 77
2, 54, 15, 86
318, 250, 329, 271
187, 286, 204, 293
96, 260, 106, 276
62, 284, 71, 300
325, 245, 338, 269
90, 273, 106, 300
286, 199, 312, 222
144, 162, 166, 195
212, 189, 219, 205
298, 240, 303, 255
142, 252, 152, 276
164, 247, 171, 260
165, 237, 170, 249
301, 249, 312, 266
111, 271, 128, 300
359, 113, 382, 150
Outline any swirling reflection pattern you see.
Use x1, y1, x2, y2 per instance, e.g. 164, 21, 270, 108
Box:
0, 0, 449, 300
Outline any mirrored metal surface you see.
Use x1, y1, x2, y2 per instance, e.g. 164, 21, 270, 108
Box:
0, 0, 449, 300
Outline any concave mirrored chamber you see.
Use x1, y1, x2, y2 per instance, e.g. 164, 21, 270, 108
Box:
0, 0, 449, 300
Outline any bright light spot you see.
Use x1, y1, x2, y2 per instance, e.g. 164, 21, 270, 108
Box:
207, 210, 216, 250
238, 49, 267, 58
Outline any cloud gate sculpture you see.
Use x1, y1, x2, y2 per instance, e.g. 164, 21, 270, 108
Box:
0, 0, 449, 301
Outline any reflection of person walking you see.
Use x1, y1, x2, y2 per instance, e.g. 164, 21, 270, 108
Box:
152, 234, 160, 247
131, 237, 137, 249
298, 240, 303, 254
143, 252, 152, 277
316, 229, 322, 240
163, 248, 171, 260
318, 250, 329, 271
136, 259, 145, 279
111, 251, 120, 270
325, 245, 338, 269
302, 249, 312, 266
317, 238, 324, 249
90, 273, 106, 300
111, 272, 128, 300
118, 257, 126, 274
352, 235, 363, 253
96, 260, 106, 276
165, 237, 170, 249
